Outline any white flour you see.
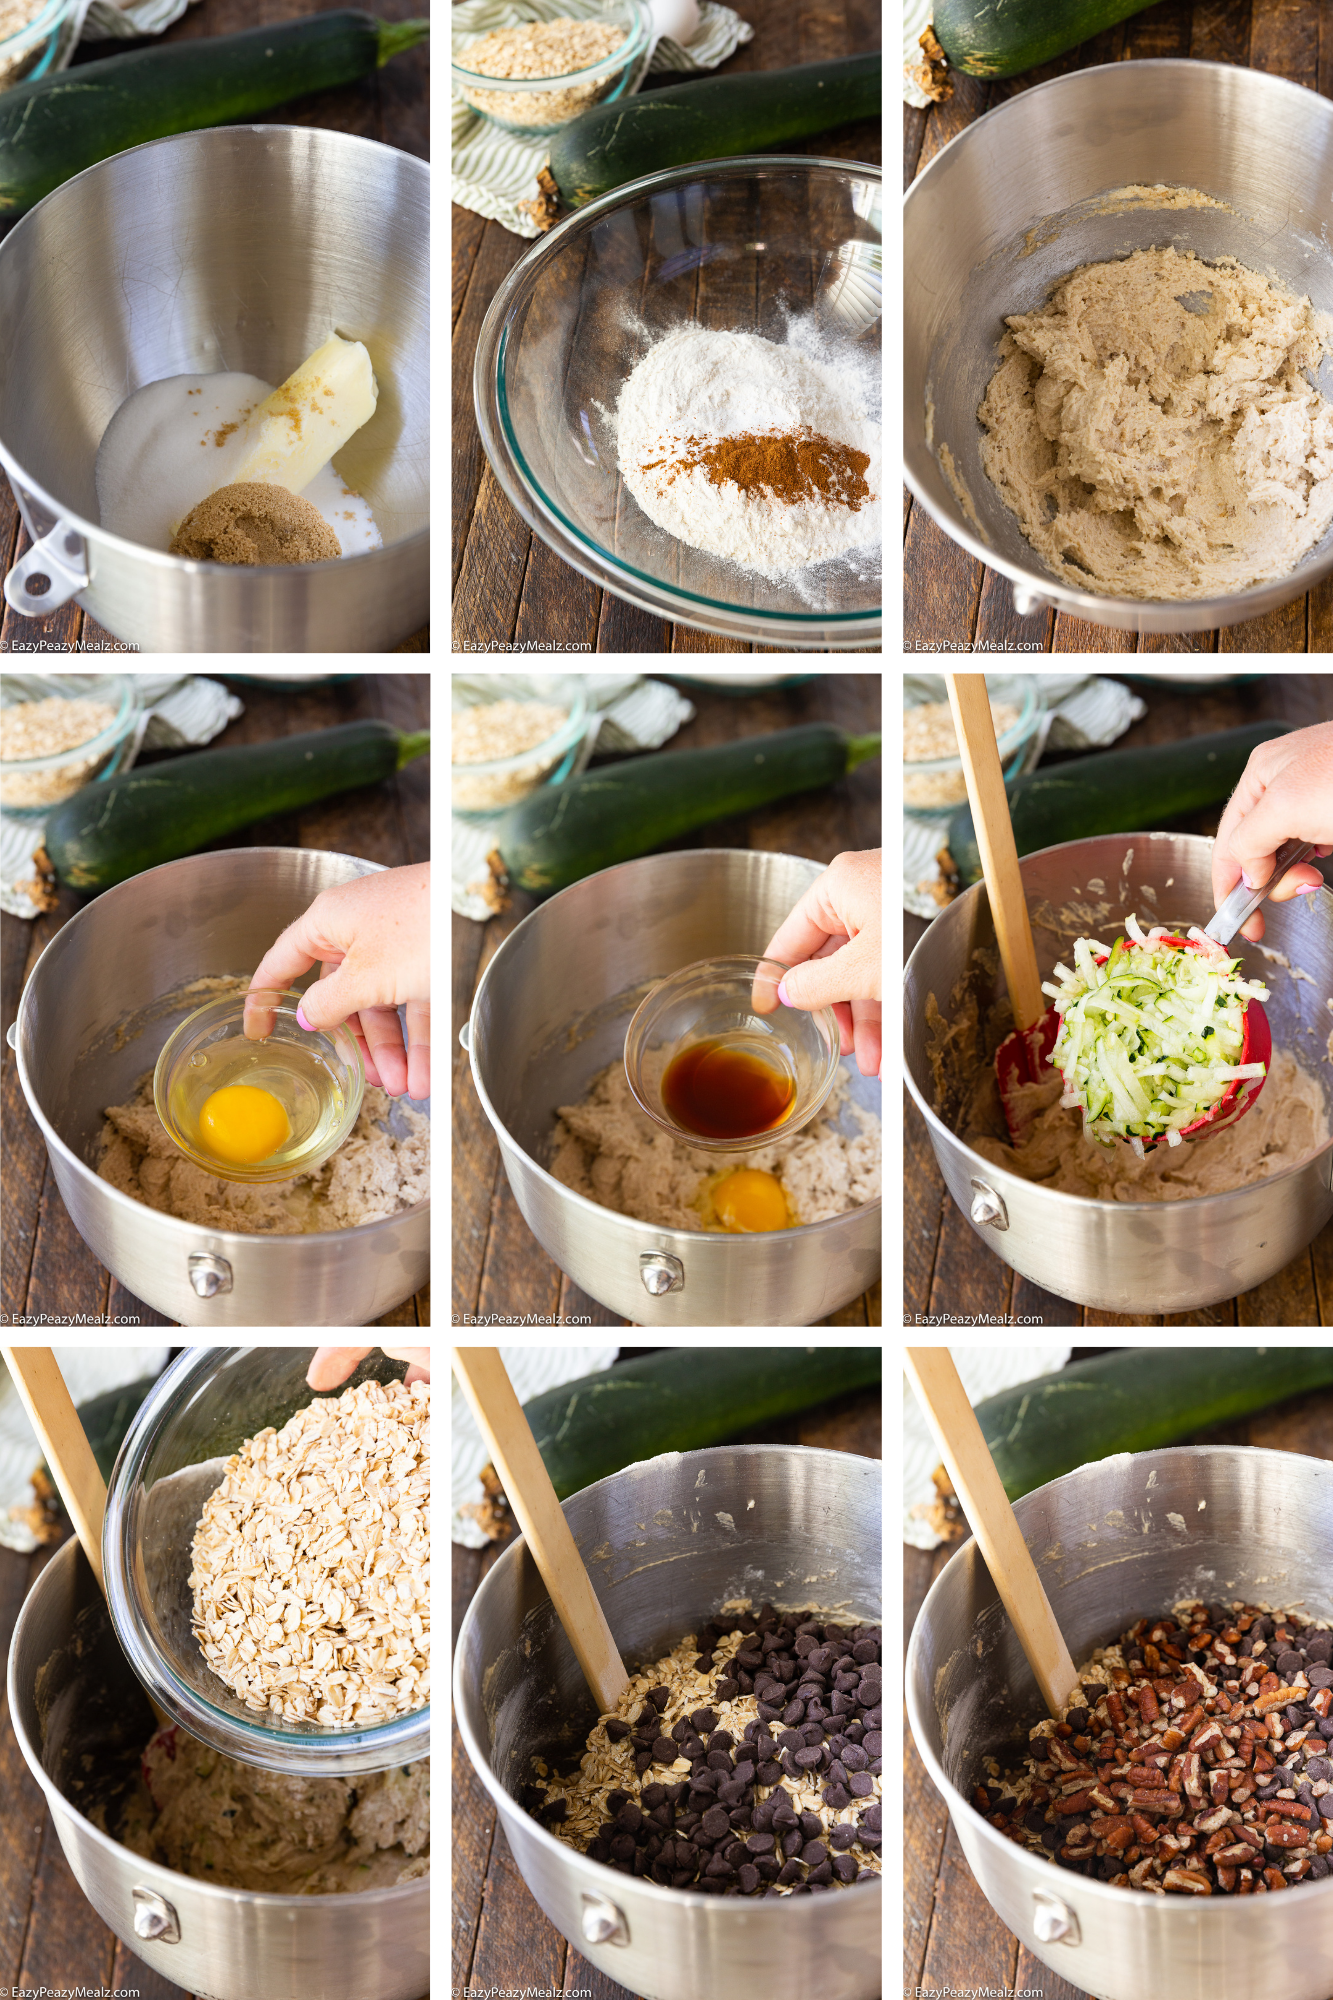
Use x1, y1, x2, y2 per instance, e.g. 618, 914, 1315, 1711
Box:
613, 325, 881, 579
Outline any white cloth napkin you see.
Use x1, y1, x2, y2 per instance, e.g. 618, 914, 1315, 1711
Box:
1, 674, 242, 918
0, 1348, 169, 1553
903, 1346, 1071, 1550
451, 673, 694, 919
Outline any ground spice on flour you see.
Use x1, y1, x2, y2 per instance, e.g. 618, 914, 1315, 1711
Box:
614, 324, 881, 580
642, 429, 872, 509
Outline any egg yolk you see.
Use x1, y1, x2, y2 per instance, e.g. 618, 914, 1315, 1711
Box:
198, 1085, 291, 1165
711, 1167, 791, 1233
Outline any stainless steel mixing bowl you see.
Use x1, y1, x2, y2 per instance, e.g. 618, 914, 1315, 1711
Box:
0, 126, 428, 652
906, 1445, 1333, 2000
462, 848, 882, 1326
7, 848, 429, 1326
454, 1443, 882, 2000
903, 832, 1333, 1314
8, 1537, 427, 2000
904, 61, 1333, 634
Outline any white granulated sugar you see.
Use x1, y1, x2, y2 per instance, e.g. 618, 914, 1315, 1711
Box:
614, 326, 881, 579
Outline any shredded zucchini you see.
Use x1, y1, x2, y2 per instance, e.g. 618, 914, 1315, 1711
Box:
1042, 918, 1269, 1148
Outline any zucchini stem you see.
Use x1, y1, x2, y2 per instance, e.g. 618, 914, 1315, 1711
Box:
395, 729, 431, 769
846, 732, 881, 772
377, 18, 430, 64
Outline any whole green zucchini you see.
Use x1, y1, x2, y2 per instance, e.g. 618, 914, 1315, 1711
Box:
0, 11, 429, 215
45, 719, 430, 891
495, 723, 881, 894
944, 722, 1293, 889
973, 1348, 1333, 1501
548, 54, 882, 208
522, 1347, 883, 1499
933, 0, 1156, 80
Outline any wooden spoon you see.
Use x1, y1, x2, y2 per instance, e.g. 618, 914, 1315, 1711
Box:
905, 1347, 1078, 1718
452, 1347, 630, 1714
944, 674, 1052, 1144
2, 1345, 172, 1727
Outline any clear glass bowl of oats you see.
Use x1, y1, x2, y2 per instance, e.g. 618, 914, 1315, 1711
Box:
0, 673, 137, 817
452, 673, 588, 819
903, 673, 1041, 822
103, 1345, 430, 1777
451, 0, 649, 137
0, 0, 81, 93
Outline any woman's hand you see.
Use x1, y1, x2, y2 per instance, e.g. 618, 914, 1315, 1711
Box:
1212, 724, 1333, 941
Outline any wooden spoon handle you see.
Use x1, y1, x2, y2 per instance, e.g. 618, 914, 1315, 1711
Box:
945, 674, 1045, 1032
452, 1347, 630, 1715
905, 1347, 1079, 1717
3, 1347, 107, 1593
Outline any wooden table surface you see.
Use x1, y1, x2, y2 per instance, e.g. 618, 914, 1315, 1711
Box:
452, 0, 882, 655
905, 670, 1333, 1327
0, 671, 430, 1330
0, 0, 429, 656
454, 1356, 882, 2000
904, 1, 1333, 655
453, 673, 882, 1328
905, 1362, 1333, 2000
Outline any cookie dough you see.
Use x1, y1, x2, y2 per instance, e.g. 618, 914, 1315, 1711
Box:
549, 1058, 880, 1230
118, 1725, 428, 1894
970, 1047, 1329, 1201
169, 482, 341, 564
98, 1076, 429, 1233
978, 246, 1333, 599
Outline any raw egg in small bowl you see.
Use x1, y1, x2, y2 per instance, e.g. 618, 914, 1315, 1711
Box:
153, 986, 363, 1183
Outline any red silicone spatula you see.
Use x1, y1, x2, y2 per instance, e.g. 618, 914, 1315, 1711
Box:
944, 675, 1051, 1145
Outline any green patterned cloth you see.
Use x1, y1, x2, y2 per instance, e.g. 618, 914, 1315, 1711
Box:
452, 0, 755, 238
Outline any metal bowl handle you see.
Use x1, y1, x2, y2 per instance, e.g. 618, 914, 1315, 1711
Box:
5, 522, 89, 616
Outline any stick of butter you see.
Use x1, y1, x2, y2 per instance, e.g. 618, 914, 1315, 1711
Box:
228, 334, 377, 495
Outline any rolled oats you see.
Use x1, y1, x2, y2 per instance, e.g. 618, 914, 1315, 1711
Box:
456, 18, 627, 128
189, 1378, 429, 1730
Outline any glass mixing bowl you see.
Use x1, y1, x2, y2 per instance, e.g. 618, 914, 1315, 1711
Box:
0, 672, 136, 817
153, 986, 364, 1184
474, 156, 882, 649
451, 0, 650, 137
102, 1346, 429, 1777
624, 955, 840, 1152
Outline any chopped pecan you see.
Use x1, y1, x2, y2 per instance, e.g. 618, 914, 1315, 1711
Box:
1161, 1866, 1212, 1894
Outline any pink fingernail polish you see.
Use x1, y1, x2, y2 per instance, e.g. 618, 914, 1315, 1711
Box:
1241, 870, 1255, 890
777, 978, 791, 1007
296, 1004, 313, 1031
1294, 882, 1319, 895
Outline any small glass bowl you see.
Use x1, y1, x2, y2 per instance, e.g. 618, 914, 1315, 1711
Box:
102, 1344, 428, 1776
624, 955, 841, 1153
153, 987, 364, 1183
452, 673, 588, 819
903, 673, 1041, 822
0, 673, 136, 817
451, 0, 649, 138
0, 0, 81, 93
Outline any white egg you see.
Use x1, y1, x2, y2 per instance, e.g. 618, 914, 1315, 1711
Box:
650, 0, 700, 45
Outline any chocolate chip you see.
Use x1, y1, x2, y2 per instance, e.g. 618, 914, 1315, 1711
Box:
653, 1737, 676, 1763
700, 1806, 730, 1841
715, 1678, 739, 1701
823, 1783, 851, 1810
604, 1719, 629, 1741
1277, 1651, 1305, 1677
757, 1760, 783, 1785
746, 1831, 775, 1853
848, 1772, 873, 1798
829, 1824, 858, 1851
1309, 1666, 1333, 1689
738, 1862, 760, 1894
799, 1811, 823, 1839
861, 1804, 881, 1833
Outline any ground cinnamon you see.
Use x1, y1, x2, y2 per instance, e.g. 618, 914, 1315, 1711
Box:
642, 428, 872, 510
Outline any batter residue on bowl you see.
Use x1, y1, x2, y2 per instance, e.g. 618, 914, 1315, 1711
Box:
978, 245, 1333, 600
549, 1057, 880, 1230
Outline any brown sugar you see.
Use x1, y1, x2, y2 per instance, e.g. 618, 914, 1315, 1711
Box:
169, 482, 341, 565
